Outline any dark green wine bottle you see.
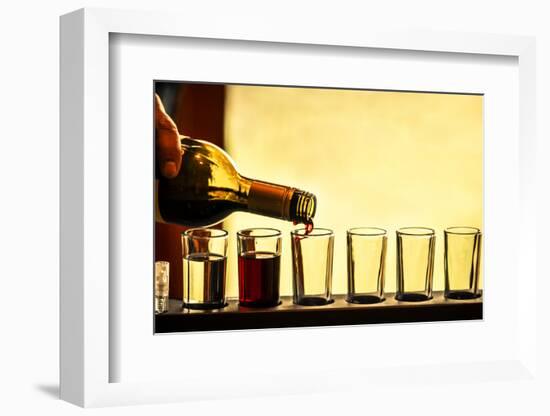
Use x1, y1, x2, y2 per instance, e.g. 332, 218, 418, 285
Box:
157, 136, 316, 227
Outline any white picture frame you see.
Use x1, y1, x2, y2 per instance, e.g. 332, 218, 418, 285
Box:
60, 7, 538, 408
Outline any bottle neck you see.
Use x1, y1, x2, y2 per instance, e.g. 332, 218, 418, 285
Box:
289, 189, 316, 224
247, 179, 316, 224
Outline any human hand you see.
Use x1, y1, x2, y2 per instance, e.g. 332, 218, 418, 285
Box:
155, 93, 183, 178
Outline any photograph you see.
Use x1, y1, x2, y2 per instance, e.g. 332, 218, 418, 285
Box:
153, 81, 483, 333
51, 3, 544, 411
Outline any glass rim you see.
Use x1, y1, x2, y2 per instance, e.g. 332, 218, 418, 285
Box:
182, 227, 228, 239
237, 227, 282, 238
444, 226, 481, 235
291, 227, 333, 237
396, 227, 435, 236
347, 227, 387, 236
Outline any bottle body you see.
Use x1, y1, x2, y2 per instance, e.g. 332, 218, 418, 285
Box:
157, 137, 316, 227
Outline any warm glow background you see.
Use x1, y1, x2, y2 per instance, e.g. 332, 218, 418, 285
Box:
223, 85, 483, 298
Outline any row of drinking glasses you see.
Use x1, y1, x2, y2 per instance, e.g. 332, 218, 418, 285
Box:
154, 226, 482, 312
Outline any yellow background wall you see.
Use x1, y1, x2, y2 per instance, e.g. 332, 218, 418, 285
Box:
223, 85, 483, 298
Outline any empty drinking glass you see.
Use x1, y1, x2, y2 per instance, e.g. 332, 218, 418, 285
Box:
346, 227, 387, 304
291, 228, 334, 306
444, 227, 482, 299
396, 227, 435, 302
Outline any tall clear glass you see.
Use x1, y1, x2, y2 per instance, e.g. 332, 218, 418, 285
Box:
181, 228, 228, 309
346, 227, 387, 304
444, 227, 482, 299
291, 228, 334, 306
396, 227, 435, 302
237, 228, 282, 307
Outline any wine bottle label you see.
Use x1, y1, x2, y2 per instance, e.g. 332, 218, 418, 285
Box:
248, 181, 294, 220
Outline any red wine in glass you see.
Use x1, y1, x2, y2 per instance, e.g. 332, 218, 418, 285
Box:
238, 251, 281, 307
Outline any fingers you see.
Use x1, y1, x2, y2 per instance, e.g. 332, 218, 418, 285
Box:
157, 128, 182, 178
155, 94, 183, 178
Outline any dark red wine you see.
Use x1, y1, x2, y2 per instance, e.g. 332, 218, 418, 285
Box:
238, 251, 281, 307
293, 219, 314, 240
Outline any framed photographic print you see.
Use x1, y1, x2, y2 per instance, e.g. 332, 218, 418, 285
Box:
152, 80, 483, 334
60, 7, 538, 408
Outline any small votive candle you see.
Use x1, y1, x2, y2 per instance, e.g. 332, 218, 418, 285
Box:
155, 261, 170, 313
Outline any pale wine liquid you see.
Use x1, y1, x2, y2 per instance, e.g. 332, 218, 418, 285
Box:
183, 253, 227, 309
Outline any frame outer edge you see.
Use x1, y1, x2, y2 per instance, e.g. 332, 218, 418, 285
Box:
60, 8, 85, 407
58, 6, 538, 407
518, 38, 537, 376
82, 8, 111, 407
